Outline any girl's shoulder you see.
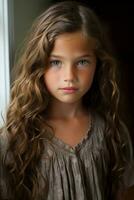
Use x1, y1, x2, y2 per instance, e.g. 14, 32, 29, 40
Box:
93, 110, 132, 149
93, 111, 105, 129
94, 112, 134, 188
119, 121, 134, 188
91, 110, 105, 138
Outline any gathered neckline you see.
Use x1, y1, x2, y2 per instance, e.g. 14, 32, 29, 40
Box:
50, 110, 95, 153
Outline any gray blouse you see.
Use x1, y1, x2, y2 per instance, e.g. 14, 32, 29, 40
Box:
38, 112, 134, 200
0, 112, 134, 200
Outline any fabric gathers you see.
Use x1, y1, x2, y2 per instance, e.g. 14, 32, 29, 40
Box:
0, 112, 134, 199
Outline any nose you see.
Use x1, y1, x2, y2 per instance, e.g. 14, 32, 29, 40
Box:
63, 65, 76, 82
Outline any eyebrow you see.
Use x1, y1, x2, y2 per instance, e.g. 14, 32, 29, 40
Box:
50, 54, 94, 59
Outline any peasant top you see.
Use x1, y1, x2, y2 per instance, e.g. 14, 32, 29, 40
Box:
0, 111, 134, 200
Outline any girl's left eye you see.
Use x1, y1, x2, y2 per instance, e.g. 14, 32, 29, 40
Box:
77, 60, 90, 67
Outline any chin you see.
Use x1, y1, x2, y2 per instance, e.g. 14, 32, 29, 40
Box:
57, 97, 82, 104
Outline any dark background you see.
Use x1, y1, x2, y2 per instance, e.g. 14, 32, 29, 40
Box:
52, 0, 134, 147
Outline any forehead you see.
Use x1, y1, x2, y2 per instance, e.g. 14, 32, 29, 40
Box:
50, 31, 96, 56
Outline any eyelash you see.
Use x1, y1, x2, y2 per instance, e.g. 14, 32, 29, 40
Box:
77, 60, 90, 67
49, 59, 90, 68
49, 60, 61, 67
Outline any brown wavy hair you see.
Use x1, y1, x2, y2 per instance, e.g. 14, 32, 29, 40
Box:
2, 1, 132, 199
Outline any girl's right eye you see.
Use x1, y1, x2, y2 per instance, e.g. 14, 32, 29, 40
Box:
49, 60, 62, 67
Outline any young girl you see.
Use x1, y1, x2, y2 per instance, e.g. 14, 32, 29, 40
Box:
0, 1, 133, 199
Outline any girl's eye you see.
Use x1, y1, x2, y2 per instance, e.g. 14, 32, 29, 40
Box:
49, 60, 62, 67
77, 59, 90, 67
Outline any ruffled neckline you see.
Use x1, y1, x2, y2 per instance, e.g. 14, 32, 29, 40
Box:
51, 110, 95, 153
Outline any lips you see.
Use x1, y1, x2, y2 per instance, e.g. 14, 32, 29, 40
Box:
60, 87, 78, 90
59, 87, 78, 93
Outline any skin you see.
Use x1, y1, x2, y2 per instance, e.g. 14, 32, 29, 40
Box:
44, 31, 97, 119
43, 31, 97, 147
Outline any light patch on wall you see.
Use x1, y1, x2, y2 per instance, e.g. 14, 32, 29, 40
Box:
0, 0, 10, 126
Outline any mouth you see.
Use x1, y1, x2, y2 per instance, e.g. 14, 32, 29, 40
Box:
59, 87, 78, 93
60, 87, 78, 90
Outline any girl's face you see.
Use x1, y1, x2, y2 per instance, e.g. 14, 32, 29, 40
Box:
44, 31, 96, 104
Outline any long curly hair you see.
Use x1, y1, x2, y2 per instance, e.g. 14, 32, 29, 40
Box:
1, 1, 132, 199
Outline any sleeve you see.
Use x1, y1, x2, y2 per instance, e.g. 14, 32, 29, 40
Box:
121, 121, 134, 188
113, 122, 134, 200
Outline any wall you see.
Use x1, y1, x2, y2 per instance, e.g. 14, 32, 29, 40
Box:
13, 0, 52, 55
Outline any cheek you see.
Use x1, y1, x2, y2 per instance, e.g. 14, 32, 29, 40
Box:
44, 71, 59, 89
44, 72, 52, 90
80, 67, 96, 86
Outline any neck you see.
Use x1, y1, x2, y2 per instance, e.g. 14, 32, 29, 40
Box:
45, 99, 88, 120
